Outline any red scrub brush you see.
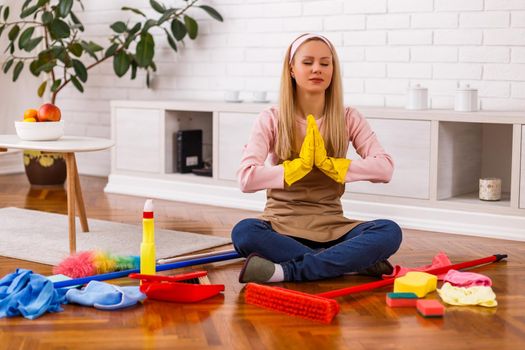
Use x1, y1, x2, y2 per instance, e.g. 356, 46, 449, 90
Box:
245, 254, 507, 323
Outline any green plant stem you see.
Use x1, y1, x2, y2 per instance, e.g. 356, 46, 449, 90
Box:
50, 48, 124, 103
176, 0, 199, 16
11, 55, 38, 60
0, 20, 41, 26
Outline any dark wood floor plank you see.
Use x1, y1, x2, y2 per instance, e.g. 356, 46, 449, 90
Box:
0, 174, 523, 349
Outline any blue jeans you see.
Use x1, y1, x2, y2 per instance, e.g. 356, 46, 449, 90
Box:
231, 218, 402, 281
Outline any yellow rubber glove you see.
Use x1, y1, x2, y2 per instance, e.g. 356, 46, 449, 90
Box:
309, 114, 351, 184
282, 117, 315, 186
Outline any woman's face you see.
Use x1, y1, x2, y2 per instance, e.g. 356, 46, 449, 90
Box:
290, 40, 333, 94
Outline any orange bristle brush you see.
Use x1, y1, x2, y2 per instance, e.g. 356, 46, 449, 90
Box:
245, 254, 507, 323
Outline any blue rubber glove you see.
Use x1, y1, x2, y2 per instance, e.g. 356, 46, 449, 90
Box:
66, 281, 146, 310
0, 269, 66, 320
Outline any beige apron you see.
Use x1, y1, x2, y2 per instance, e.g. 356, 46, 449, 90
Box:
259, 167, 361, 242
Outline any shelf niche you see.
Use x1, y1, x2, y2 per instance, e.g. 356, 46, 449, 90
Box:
164, 110, 213, 176
437, 122, 513, 207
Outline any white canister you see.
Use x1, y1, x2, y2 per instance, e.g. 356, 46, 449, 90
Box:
479, 177, 501, 201
406, 84, 428, 110
455, 84, 478, 112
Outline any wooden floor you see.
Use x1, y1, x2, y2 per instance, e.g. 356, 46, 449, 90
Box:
0, 174, 524, 350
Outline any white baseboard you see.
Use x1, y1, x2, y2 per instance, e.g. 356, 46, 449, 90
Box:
340, 200, 525, 242
0, 150, 24, 174
104, 174, 525, 242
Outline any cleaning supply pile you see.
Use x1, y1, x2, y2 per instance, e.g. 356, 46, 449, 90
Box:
0, 197, 505, 324
245, 253, 505, 323
0, 199, 233, 320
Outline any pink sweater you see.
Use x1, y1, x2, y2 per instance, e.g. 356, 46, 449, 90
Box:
238, 106, 394, 193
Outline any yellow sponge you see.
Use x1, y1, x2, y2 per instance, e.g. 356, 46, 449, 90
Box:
394, 271, 437, 298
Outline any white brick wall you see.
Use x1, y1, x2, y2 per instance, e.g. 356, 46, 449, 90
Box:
1, 0, 525, 176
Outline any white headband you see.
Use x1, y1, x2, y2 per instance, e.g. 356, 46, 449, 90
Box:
289, 33, 333, 64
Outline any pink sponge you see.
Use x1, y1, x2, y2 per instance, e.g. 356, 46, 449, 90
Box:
386, 292, 418, 307
416, 299, 445, 317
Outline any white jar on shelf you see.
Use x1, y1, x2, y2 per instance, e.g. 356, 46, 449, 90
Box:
406, 84, 428, 110
455, 84, 478, 112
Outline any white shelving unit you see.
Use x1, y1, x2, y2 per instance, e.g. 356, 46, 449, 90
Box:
106, 100, 525, 241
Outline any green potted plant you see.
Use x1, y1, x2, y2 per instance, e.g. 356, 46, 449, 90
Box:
0, 0, 222, 186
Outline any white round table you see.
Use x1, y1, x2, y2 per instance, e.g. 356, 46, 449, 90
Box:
0, 135, 115, 253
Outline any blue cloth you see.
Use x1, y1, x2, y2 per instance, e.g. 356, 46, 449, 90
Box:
66, 281, 145, 310
0, 269, 67, 320
231, 219, 402, 281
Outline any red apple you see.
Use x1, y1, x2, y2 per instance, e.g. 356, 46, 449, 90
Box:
37, 103, 61, 122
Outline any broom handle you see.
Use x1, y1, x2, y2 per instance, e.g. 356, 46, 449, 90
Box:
318, 254, 507, 299
157, 249, 237, 264
53, 251, 241, 288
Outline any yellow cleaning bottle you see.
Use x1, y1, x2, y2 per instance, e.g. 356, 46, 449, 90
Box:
140, 199, 156, 276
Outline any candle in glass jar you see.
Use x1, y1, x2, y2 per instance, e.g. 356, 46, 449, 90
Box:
479, 178, 501, 201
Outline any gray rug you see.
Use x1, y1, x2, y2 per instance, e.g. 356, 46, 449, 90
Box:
0, 207, 231, 266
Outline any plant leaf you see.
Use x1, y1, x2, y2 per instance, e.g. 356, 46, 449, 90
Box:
3, 6, 9, 21
121, 6, 146, 18
164, 28, 177, 52
2, 58, 14, 73
21, 1, 32, 12
199, 5, 223, 22
37, 80, 47, 97
20, 4, 39, 19
110, 21, 127, 34
135, 32, 155, 67
68, 42, 83, 57
29, 59, 43, 75
0, 25, 5, 39
72, 59, 87, 82
113, 50, 130, 77
8, 24, 20, 41
158, 8, 177, 25
184, 15, 198, 40
142, 19, 157, 33
88, 41, 103, 52
51, 79, 61, 92
150, 0, 166, 14
70, 11, 84, 31
70, 75, 84, 92
24, 36, 43, 51
104, 43, 119, 58
39, 61, 57, 74
38, 48, 54, 63
58, 0, 73, 18
128, 22, 142, 36
48, 19, 71, 40
42, 11, 53, 25
13, 61, 24, 82
130, 60, 137, 79
54, 47, 71, 67
80, 41, 97, 60
170, 18, 186, 41
18, 27, 35, 50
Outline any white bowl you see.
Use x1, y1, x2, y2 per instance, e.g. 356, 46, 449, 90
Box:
14, 120, 64, 141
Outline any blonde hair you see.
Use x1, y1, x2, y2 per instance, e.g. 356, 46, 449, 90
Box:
276, 37, 346, 160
